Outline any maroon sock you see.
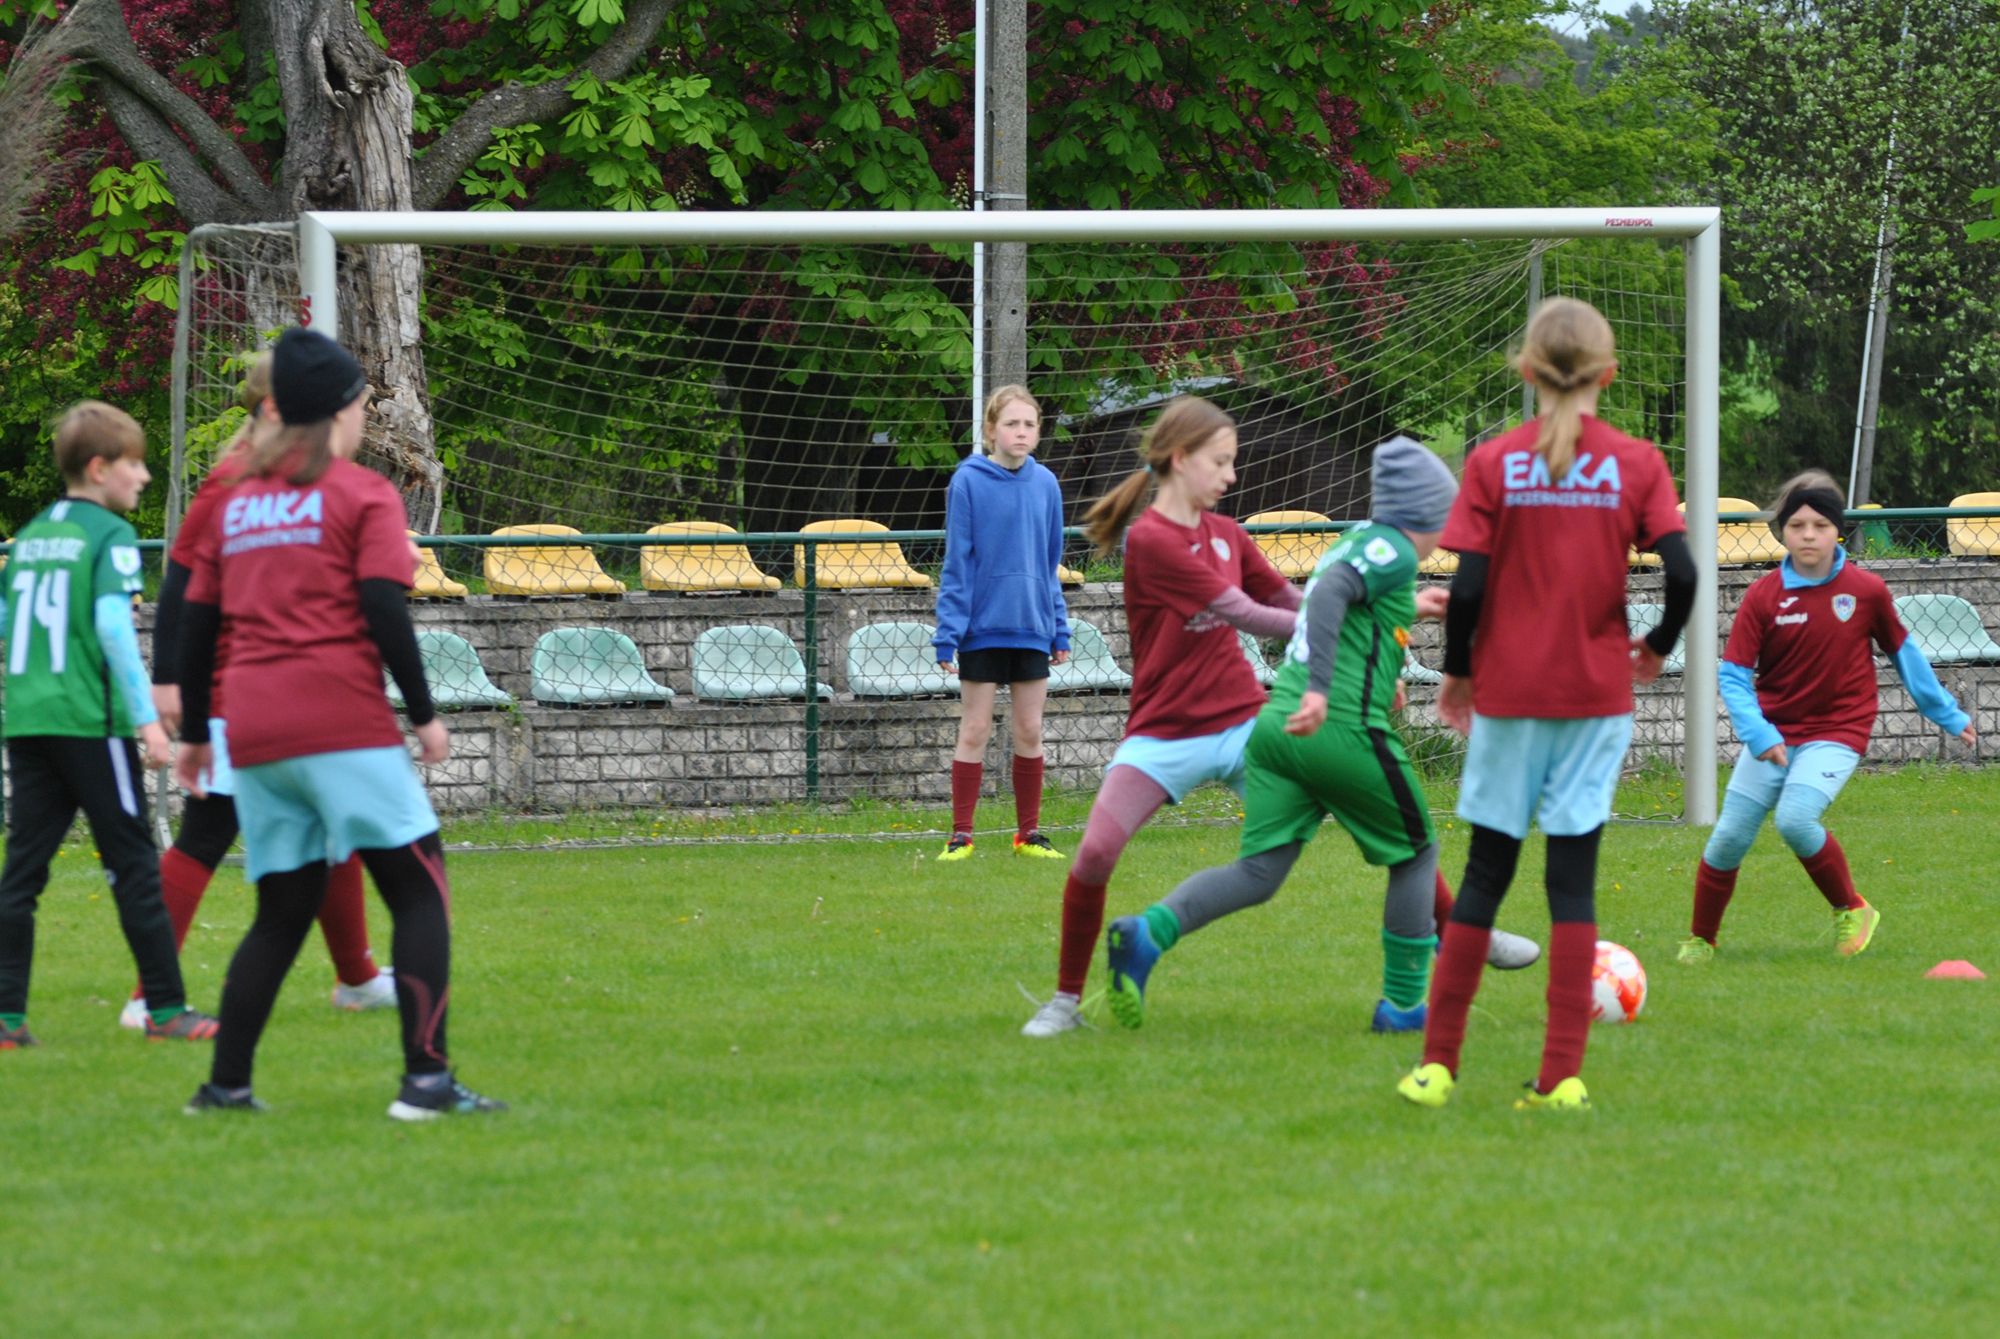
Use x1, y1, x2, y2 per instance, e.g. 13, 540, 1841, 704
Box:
1057, 874, 1108, 996
1800, 832, 1863, 910
1690, 860, 1738, 944
142, 849, 214, 1000
317, 854, 381, 987
1536, 921, 1597, 1094
1433, 870, 1454, 934
1012, 754, 1044, 838
950, 759, 983, 838
1421, 920, 1490, 1075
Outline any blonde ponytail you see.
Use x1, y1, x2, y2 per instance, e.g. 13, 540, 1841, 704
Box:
1517, 297, 1617, 482
1082, 468, 1156, 555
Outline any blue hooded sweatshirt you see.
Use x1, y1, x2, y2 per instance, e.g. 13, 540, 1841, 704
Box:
933, 452, 1071, 664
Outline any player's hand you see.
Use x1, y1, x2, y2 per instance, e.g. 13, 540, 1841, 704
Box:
1285, 690, 1328, 736
1630, 636, 1666, 685
175, 742, 213, 797
1391, 680, 1408, 714
414, 718, 450, 765
1438, 674, 1474, 735
1758, 742, 1789, 768
1051, 649, 1070, 666
151, 684, 182, 738
939, 661, 956, 676
137, 721, 173, 769
1415, 586, 1449, 620
1958, 724, 1978, 747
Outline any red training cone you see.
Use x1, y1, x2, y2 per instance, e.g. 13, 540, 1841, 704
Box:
1924, 960, 1986, 980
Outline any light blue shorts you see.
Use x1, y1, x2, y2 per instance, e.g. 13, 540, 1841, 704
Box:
1107, 718, 1257, 803
1457, 713, 1634, 840
233, 746, 438, 883
203, 717, 237, 798
1725, 740, 1861, 809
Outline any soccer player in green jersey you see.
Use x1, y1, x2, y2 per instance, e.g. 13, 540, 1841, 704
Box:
1106, 437, 1536, 1032
0, 402, 219, 1048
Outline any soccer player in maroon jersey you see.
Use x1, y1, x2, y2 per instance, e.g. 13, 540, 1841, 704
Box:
1678, 470, 1975, 964
1399, 297, 1697, 1113
138, 351, 394, 1030
175, 328, 502, 1120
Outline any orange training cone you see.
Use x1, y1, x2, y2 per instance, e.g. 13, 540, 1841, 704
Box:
1924, 960, 1986, 980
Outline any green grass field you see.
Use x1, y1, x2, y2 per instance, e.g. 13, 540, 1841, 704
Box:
6, 766, 1997, 1337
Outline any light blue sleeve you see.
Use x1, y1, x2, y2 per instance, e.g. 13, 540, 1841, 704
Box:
1719, 659, 1781, 758
93, 593, 158, 728
1892, 639, 1971, 736
932, 473, 974, 664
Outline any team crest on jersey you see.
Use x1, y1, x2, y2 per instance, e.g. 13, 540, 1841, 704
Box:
111, 546, 141, 576
1210, 536, 1231, 561
1832, 593, 1856, 623
1364, 537, 1397, 566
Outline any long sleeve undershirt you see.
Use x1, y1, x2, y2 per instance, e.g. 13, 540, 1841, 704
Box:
1304, 563, 1367, 696
94, 594, 158, 728
1206, 581, 1302, 639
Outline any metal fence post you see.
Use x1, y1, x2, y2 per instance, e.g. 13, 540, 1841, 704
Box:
802, 539, 820, 802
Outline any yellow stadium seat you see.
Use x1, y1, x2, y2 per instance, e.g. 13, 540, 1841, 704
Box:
1244, 510, 1337, 580
793, 519, 932, 589
1058, 563, 1086, 587
408, 531, 469, 599
1418, 547, 1459, 576
641, 521, 780, 593
483, 524, 626, 597
1947, 492, 2000, 557
1715, 497, 1786, 566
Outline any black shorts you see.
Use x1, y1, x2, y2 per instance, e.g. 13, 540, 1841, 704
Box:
956, 647, 1051, 684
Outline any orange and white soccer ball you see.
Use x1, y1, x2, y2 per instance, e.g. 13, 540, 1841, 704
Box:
1589, 940, 1647, 1024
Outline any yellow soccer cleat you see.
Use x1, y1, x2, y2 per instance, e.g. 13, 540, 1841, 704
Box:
1013, 831, 1065, 859
1676, 935, 1716, 966
1515, 1076, 1591, 1112
1833, 902, 1880, 958
1397, 1062, 1455, 1108
937, 835, 975, 862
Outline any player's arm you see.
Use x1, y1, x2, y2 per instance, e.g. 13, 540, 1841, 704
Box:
1284, 563, 1366, 736
93, 593, 159, 730
1886, 628, 1974, 741
359, 578, 435, 728
1441, 551, 1488, 677
1045, 490, 1071, 661
149, 558, 193, 735
1645, 532, 1697, 655
932, 476, 973, 667
1206, 585, 1301, 638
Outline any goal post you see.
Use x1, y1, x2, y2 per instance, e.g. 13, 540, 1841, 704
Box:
203, 206, 1721, 827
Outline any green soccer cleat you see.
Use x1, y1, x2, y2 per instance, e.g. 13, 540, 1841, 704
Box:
1676, 935, 1716, 966
1515, 1076, 1591, 1112
1397, 1062, 1454, 1108
1833, 902, 1880, 958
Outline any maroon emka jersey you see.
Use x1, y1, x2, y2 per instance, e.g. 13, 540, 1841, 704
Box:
184, 458, 415, 768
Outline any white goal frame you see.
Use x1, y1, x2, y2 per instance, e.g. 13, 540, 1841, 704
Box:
294, 206, 1722, 825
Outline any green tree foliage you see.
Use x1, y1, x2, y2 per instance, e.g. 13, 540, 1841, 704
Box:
1651, 1, 2000, 505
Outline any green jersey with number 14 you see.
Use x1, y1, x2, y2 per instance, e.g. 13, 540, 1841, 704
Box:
3, 498, 145, 738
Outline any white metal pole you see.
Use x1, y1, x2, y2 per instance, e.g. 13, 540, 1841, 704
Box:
969, 3, 987, 454
298, 212, 339, 339
1683, 221, 1723, 826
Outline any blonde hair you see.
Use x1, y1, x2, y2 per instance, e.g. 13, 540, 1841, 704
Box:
1081, 396, 1236, 555
215, 351, 276, 465
1516, 297, 1617, 482
246, 415, 335, 485
53, 400, 145, 483
1767, 468, 1845, 538
982, 384, 1040, 455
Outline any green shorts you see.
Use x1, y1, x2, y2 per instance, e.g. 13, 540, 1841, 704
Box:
1237, 711, 1435, 867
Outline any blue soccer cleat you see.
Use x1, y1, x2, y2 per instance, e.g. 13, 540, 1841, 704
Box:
1370, 998, 1427, 1033
1106, 915, 1163, 1030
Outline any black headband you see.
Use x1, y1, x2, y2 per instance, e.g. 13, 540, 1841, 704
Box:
1771, 486, 1845, 536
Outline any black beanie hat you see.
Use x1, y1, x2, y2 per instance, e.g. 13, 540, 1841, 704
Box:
272, 327, 369, 426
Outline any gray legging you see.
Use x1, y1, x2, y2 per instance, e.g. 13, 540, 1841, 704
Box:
1160, 839, 1442, 940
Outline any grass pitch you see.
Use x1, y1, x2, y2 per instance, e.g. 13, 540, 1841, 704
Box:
5, 766, 1997, 1337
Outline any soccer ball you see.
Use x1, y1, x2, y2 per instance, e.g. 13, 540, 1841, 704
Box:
1589, 940, 1647, 1024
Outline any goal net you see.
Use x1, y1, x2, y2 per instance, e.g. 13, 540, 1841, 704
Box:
172, 209, 1720, 847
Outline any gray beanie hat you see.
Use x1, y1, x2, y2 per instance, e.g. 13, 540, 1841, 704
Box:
1371, 435, 1458, 533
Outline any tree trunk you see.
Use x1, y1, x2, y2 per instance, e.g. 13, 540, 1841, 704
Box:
271, 2, 440, 529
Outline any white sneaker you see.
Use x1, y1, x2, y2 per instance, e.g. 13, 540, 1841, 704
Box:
331, 966, 397, 1012
119, 997, 149, 1031
1487, 929, 1541, 971
1021, 992, 1082, 1037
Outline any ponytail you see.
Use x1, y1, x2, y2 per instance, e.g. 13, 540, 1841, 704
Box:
1080, 396, 1237, 556
1517, 297, 1617, 482
246, 413, 335, 485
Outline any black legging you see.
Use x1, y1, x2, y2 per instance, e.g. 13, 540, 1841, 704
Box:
1449, 824, 1602, 928
210, 832, 453, 1090
173, 792, 240, 870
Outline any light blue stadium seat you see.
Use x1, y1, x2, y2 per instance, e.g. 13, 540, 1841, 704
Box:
1627, 603, 1686, 675
1238, 629, 1277, 686
691, 624, 832, 700
1048, 618, 1133, 693
848, 622, 959, 697
384, 629, 514, 711
531, 626, 674, 705
1894, 594, 2000, 664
